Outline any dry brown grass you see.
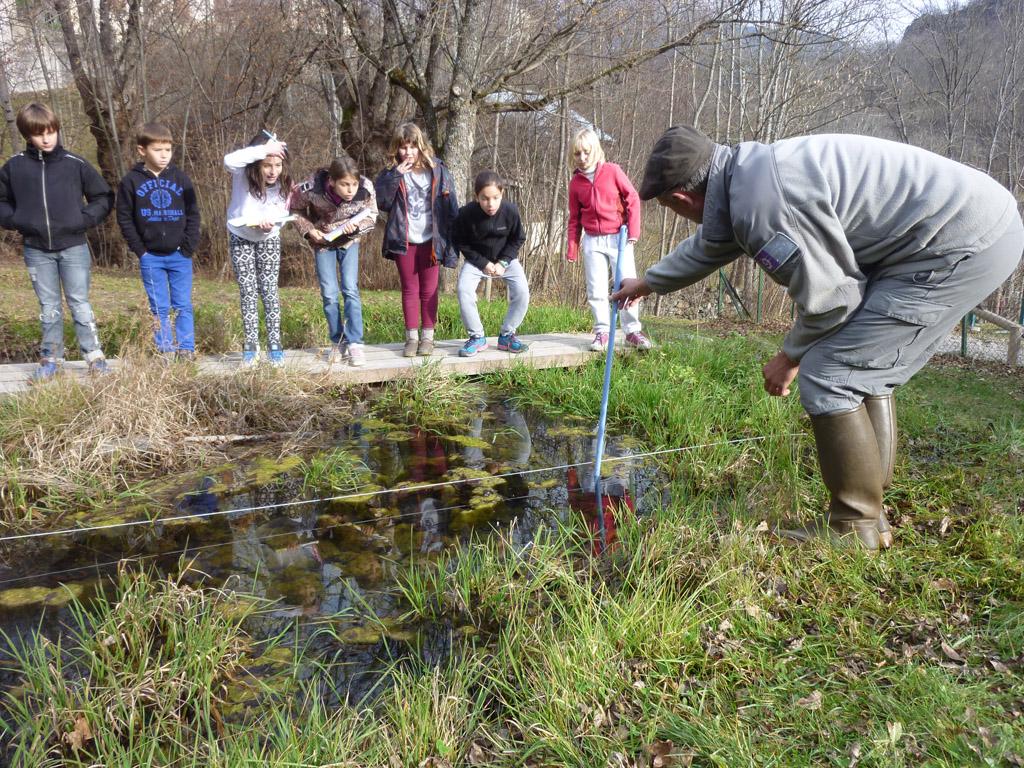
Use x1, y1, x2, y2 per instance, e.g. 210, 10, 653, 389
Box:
0, 347, 353, 524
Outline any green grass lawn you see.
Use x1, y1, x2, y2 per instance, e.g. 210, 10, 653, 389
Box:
2, 268, 1022, 766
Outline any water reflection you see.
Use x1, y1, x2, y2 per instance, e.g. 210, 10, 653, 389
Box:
0, 397, 660, 698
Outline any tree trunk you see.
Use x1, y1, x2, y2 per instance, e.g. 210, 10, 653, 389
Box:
0, 55, 19, 153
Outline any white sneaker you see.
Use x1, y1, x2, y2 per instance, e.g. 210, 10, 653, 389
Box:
348, 343, 365, 367
334, 341, 349, 362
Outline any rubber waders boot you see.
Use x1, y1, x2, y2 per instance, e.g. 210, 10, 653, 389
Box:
864, 394, 896, 549
778, 405, 883, 550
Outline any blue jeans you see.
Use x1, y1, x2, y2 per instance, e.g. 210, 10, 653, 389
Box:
23, 243, 102, 360
140, 251, 195, 352
314, 243, 363, 344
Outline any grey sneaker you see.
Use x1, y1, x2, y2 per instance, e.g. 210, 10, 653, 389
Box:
88, 357, 111, 375
348, 343, 365, 367
417, 338, 434, 356
403, 339, 418, 357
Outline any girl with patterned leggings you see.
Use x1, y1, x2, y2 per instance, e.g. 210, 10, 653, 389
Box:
224, 132, 292, 367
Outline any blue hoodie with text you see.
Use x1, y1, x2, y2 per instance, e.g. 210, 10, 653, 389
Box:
116, 162, 201, 257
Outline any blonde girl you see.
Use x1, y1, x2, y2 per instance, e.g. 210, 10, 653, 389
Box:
566, 128, 652, 351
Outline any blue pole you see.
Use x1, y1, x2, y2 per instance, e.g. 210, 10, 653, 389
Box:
593, 225, 627, 552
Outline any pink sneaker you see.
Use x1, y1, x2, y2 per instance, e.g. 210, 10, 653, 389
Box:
625, 331, 654, 351
589, 332, 609, 352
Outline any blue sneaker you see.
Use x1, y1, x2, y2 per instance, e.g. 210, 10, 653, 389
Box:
497, 333, 529, 353
459, 336, 488, 357
241, 346, 259, 368
268, 346, 285, 367
88, 357, 111, 375
31, 358, 60, 383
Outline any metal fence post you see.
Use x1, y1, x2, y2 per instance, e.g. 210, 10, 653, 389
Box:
961, 315, 968, 357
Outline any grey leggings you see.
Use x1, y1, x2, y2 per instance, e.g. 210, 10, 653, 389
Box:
457, 260, 530, 338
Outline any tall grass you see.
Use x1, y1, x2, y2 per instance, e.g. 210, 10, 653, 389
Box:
0, 348, 353, 528
372, 360, 486, 431
0, 565, 263, 767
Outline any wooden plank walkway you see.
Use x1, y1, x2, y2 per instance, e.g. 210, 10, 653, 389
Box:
0, 333, 600, 395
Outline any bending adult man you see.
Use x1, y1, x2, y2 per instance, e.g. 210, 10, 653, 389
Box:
613, 127, 1023, 550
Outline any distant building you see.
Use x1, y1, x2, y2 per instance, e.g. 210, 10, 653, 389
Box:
1, 0, 71, 95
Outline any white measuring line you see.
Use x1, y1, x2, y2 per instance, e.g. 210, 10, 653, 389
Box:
0, 433, 802, 545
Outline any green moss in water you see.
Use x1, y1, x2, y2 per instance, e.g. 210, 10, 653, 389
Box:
0, 581, 88, 610
444, 434, 491, 450
354, 418, 395, 431
248, 455, 303, 486
392, 523, 424, 555
337, 624, 385, 644
545, 424, 595, 439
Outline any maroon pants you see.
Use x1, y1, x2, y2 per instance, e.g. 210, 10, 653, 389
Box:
396, 241, 439, 330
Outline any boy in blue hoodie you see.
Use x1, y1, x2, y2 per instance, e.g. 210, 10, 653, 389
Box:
0, 102, 114, 380
116, 122, 201, 359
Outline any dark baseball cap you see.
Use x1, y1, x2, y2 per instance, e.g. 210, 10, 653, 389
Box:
639, 125, 716, 200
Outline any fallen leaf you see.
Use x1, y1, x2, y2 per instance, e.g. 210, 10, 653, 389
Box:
796, 690, 823, 710
989, 658, 1010, 673
978, 726, 995, 749
940, 641, 964, 663
849, 741, 862, 767
930, 578, 956, 592
646, 740, 675, 767
718, 619, 733, 632
744, 603, 765, 619
418, 758, 452, 768
466, 742, 488, 765
939, 516, 952, 535
888, 721, 903, 745
62, 716, 93, 752
755, 520, 769, 533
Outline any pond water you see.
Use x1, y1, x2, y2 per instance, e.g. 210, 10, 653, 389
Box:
0, 396, 661, 702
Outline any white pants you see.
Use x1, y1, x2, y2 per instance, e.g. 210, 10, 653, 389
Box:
582, 233, 641, 334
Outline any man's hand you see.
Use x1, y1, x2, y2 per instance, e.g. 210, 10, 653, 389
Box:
308, 229, 326, 244
611, 277, 653, 310
762, 351, 800, 397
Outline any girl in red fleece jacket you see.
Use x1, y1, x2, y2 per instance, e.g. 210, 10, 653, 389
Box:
566, 128, 653, 352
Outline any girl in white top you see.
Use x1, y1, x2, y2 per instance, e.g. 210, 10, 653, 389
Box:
224, 131, 292, 366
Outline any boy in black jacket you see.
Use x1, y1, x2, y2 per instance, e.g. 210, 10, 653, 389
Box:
116, 122, 201, 359
0, 102, 114, 380
452, 171, 530, 356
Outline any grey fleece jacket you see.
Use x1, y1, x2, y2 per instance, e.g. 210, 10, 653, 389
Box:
644, 134, 1019, 360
